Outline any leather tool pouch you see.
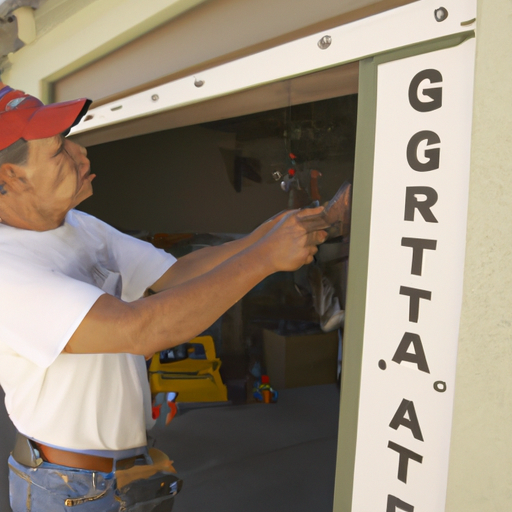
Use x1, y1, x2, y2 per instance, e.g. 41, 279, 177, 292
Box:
11, 432, 43, 468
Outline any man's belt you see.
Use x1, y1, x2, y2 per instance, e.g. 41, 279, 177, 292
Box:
36, 442, 138, 472
12, 433, 138, 473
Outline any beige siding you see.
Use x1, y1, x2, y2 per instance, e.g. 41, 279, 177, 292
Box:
445, 0, 512, 510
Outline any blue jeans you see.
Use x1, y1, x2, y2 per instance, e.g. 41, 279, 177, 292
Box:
8, 455, 181, 512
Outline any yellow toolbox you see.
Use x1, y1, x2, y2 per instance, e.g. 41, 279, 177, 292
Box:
148, 336, 228, 403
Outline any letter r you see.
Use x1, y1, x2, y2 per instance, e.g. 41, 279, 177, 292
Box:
404, 187, 438, 223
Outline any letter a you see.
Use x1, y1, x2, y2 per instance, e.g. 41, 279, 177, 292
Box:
389, 399, 424, 441
387, 495, 414, 512
392, 332, 430, 373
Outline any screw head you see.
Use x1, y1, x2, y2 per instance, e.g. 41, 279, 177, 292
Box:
194, 79, 205, 88
317, 35, 332, 50
151, 94, 159, 102
434, 7, 448, 22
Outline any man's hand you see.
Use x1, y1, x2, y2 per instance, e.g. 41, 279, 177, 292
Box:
257, 206, 328, 273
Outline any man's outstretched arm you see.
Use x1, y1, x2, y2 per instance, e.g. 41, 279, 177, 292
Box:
64, 209, 327, 357
148, 209, 291, 291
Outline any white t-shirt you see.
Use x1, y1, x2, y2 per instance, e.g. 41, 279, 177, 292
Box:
0, 210, 176, 453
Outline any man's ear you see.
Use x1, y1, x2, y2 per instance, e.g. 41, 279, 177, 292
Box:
0, 163, 28, 194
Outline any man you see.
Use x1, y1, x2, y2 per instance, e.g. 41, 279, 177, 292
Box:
0, 83, 327, 511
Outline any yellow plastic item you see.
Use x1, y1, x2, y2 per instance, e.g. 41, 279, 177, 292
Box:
148, 336, 228, 403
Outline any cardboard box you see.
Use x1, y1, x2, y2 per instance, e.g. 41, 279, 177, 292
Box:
263, 329, 339, 389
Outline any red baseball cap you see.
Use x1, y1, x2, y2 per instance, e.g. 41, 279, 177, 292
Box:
0, 83, 92, 151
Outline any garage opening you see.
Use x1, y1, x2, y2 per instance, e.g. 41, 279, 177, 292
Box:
73, 62, 358, 511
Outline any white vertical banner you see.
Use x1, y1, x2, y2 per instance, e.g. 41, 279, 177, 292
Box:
351, 39, 476, 511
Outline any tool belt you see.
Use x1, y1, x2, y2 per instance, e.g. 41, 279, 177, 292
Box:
10, 433, 183, 509
11, 432, 139, 473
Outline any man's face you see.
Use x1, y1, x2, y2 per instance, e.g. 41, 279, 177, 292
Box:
21, 135, 95, 224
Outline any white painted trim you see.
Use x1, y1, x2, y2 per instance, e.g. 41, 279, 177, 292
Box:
71, 0, 476, 136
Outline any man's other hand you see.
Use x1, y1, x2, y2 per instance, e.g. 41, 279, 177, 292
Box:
258, 206, 328, 273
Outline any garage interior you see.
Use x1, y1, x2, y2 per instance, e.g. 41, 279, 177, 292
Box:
88, 64, 357, 511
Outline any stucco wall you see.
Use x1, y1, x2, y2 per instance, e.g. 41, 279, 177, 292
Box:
446, 0, 512, 510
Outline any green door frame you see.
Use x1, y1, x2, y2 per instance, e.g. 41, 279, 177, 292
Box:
333, 30, 475, 512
